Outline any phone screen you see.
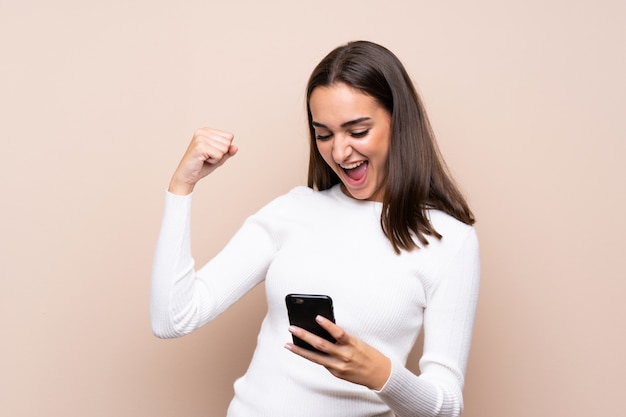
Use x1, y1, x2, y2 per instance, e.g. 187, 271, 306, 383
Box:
285, 294, 336, 353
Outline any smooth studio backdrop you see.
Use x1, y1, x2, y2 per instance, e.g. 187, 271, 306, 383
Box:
1, 1, 624, 416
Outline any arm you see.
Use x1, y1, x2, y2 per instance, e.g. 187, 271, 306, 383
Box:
376, 228, 480, 416
150, 191, 277, 338
286, 228, 480, 417
150, 127, 267, 338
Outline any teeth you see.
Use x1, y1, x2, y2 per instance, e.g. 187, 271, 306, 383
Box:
340, 161, 364, 170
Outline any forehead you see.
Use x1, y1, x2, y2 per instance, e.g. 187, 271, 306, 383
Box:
309, 83, 383, 124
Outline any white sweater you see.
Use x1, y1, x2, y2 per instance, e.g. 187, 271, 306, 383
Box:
151, 184, 480, 417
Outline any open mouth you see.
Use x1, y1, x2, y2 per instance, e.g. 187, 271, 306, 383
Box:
340, 161, 368, 182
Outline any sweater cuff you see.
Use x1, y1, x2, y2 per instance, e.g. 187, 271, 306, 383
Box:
165, 189, 193, 202
374, 358, 444, 417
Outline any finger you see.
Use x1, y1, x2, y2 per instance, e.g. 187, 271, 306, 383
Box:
315, 315, 350, 344
284, 341, 333, 366
195, 127, 233, 139
207, 148, 235, 167
190, 130, 233, 157
208, 144, 238, 162
288, 325, 336, 355
195, 128, 235, 147
195, 137, 234, 164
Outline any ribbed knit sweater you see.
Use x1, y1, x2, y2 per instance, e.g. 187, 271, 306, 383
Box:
150, 184, 480, 417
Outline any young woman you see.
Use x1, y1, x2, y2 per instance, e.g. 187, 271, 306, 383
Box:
151, 40, 480, 417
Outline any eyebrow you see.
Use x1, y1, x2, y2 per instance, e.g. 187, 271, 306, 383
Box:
312, 117, 371, 129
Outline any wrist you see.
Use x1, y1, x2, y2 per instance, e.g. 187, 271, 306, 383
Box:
168, 178, 194, 196
370, 356, 392, 391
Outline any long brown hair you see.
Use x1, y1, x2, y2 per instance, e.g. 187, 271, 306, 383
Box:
306, 40, 475, 253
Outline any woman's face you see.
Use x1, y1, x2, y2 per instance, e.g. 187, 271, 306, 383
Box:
309, 83, 391, 202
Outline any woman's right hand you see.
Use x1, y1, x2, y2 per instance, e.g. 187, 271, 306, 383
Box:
168, 127, 238, 195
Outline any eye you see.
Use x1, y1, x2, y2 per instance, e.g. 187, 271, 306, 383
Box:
350, 129, 369, 138
315, 133, 332, 141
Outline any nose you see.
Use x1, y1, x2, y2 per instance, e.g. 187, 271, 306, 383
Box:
331, 134, 352, 163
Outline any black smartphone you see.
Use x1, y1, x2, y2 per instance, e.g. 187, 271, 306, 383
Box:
285, 294, 336, 353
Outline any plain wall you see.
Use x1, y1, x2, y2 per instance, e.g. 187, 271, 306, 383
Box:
1, 1, 624, 416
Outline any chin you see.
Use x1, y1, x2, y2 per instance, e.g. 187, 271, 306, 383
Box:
344, 186, 376, 201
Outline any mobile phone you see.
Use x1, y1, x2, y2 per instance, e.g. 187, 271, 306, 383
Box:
285, 294, 336, 353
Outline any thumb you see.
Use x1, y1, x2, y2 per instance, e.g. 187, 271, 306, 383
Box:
210, 144, 238, 169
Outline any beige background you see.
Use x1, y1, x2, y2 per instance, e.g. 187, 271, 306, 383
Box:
1, 1, 625, 416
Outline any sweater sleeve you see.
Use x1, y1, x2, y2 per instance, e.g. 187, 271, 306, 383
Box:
150, 191, 278, 339
375, 228, 480, 417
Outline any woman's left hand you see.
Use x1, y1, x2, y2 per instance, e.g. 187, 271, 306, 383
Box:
285, 315, 392, 390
